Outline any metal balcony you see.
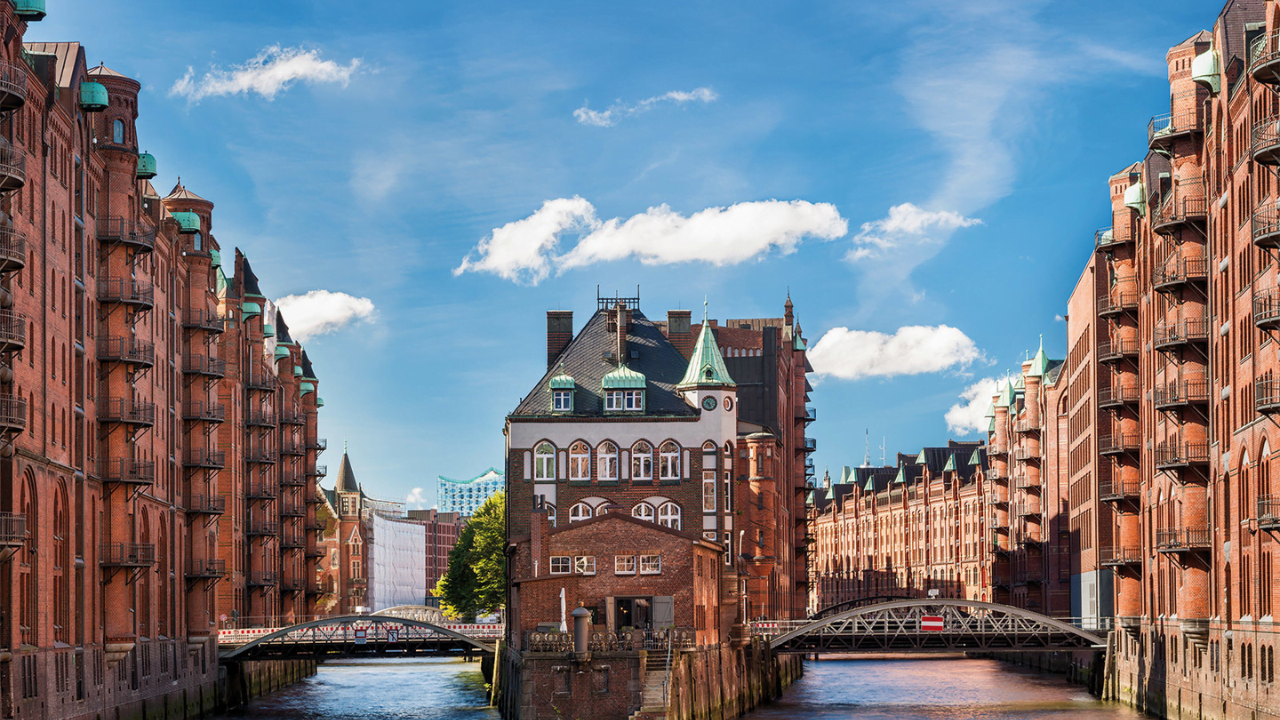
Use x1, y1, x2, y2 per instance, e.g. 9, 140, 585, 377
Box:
1153, 255, 1209, 291
280, 440, 305, 456
1016, 474, 1040, 490
1251, 30, 1280, 85
1260, 379, 1280, 415
99, 398, 156, 427
1252, 202, 1280, 249
184, 449, 226, 469
1100, 479, 1141, 502
1100, 546, 1142, 567
280, 577, 304, 593
0, 226, 25, 272
0, 138, 25, 193
247, 371, 276, 391
1151, 188, 1207, 235
307, 438, 328, 453
1153, 318, 1210, 351
182, 309, 225, 334
280, 472, 306, 487
281, 534, 305, 549
1154, 441, 1210, 470
245, 410, 277, 427
183, 355, 226, 378
1098, 434, 1140, 456
1259, 496, 1280, 531
247, 483, 278, 500
1256, 291, 1280, 331
281, 501, 305, 517
0, 395, 26, 433
0, 512, 26, 547
97, 336, 153, 367
1098, 385, 1140, 409
1013, 447, 1038, 462
1156, 528, 1211, 554
1253, 115, 1280, 166
0, 61, 28, 113
97, 277, 154, 308
1096, 292, 1139, 317
799, 405, 816, 423
280, 410, 306, 425
182, 401, 227, 423
306, 464, 327, 477
247, 571, 278, 587
101, 543, 155, 568
1148, 110, 1202, 152
1013, 419, 1038, 434
185, 559, 226, 580
1095, 226, 1127, 250
98, 458, 155, 486
1153, 379, 1209, 410
1097, 338, 1139, 364
246, 449, 278, 465
186, 494, 226, 516
799, 437, 817, 453
305, 581, 325, 596
1016, 501, 1040, 517
246, 521, 279, 537
305, 546, 325, 559
96, 217, 156, 253
349, 577, 368, 587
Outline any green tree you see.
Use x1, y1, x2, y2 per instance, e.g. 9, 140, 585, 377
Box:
435, 490, 506, 621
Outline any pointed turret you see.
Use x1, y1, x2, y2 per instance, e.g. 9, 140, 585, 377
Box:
1027, 335, 1051, 377
335, 445, 360, 493
677, 302, 736, 389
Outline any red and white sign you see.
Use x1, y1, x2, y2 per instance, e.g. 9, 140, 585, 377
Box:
354, 628, 367, 645
920, 615, 945, 632
387, 629, 399, 643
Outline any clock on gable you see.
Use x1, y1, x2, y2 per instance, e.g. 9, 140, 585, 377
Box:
702, 396, 718, 411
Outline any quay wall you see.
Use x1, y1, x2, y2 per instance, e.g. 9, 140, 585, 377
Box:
497, 638, 800, 720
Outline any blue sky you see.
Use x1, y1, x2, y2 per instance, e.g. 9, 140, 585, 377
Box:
39, 0, 1212, 506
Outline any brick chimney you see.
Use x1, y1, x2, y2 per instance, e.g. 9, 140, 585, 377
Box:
667, 310, 693, 358
547, 311, 573, 370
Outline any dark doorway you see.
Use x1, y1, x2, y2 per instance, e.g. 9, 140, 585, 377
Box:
614, 597, 653, 629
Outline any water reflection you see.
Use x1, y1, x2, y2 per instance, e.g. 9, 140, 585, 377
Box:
210, 657, 498, 720
749, 658, 1147, 719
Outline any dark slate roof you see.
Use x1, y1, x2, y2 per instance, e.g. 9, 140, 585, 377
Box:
917, 447, 953, 475
300, 350, 316, 379
1044, 359, 1065, 386
512, 309, 698, 418
239, 254, 264, 297
334, 451, 361, 493
1219, 0, 1265, 95
854, 466, 896, 493
276, 310, 294, 344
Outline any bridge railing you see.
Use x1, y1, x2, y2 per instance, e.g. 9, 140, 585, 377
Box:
218, 621, 502, 646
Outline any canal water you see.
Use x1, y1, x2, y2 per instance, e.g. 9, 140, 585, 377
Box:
212, 656, 1146, 719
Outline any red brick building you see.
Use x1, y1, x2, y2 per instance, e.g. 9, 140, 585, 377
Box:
406, 508, 465, 592
504, 294, 812, 647
0, 5, 328, 717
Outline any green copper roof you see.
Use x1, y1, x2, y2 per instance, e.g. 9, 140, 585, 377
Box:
216, 267, 228, 295
997, 377, 1015, 407
317, 397, 325, 408
15, 0, 46, 21
1123, 181, 1146, 215
300, 382, 315, 396
984, 402, 995, 419
242, 302, 262, 318
273, 346, 289, 360
864, 475, 876, 491
171, 211, 200, 234
677, 303, 736, 389
210, 249, 222, 267
989, 417, 996, 433
1027, 336, 1051, 377
968, 448, 983, 466
136, 152, 157, 180
943, 454, 957, 472
293, 365, 303, 377
894, 466, 907, 484
1012, 373, 1025, 391
1192, 46, 1220, 94
549, 373, 575, 390
263, 323, 276, 338
915, 450, 928, 464
793, 335, 806, 351
79, 82, 108, 112
602, 364, 647, 390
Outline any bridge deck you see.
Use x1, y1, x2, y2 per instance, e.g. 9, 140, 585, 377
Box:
219, 617, 499, 662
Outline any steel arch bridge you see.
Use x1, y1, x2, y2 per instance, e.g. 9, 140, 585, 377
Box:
809, 595, 914, 619
219, 615, 497, 663
760, 599, 1106, 654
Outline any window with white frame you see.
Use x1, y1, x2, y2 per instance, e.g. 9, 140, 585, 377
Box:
624, 389, 644, 411
569, 502, 594, 523
598, 441, 618, 481
632, 502, 655, 523
552, 390, 572, 412
632, 441, 653, 481
702, 471, 717, 512
639, 554, 661, 575
545, 503, 557, 527
569, 441, 591, 481
550, 556, 571, 574
659, 441, 680, 480
534, 442, 556, 481
574, 556, 596, 575
615, 555, 636, 574
658, 502, 681, 530
605, 390, 624, 411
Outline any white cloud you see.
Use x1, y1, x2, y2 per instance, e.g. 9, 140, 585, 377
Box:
945, 377, 999, 435
170, 45, 361, 102
847, 203, 982, 262
276, 290, 376, 341
455, 197, 847, 285
808, 325, 981, 381
405, 487, 429, 511
574, 87, 718, 127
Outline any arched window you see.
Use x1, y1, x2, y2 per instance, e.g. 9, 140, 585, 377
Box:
658, 502, 681, 530
569, 502, 594, 523
632, 442, 653, 481
112, 119, 124, 144
545, 504, 557, 527
659, 441, 680, 480
193, 231, 203, 251
632, 502, 655, 523
534, 442, 556, 481
597, 441, 618, 481
569, 441, 591, 481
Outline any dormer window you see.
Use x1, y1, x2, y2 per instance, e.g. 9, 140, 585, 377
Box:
553, 390, 572, 412
602, 364, 646, 413
625, 390, 644, 411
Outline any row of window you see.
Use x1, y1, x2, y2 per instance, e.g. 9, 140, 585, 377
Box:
535, 440, 726, 482
549, 554, 662, 575
566, 499, 683, 529
552, 389, 645, 413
